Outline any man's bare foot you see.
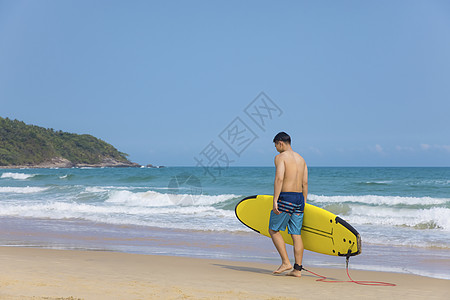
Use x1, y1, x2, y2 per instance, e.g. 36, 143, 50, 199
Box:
286, 269, 302, 277
273, 263, 292, 274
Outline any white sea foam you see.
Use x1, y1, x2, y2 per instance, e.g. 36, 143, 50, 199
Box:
105, 190, 238, 207
0, 188, 239, 230
309, 194, 449, 206
1, 172, 36, 180
106, 190, 175, 206
0, 186, 48, 194
0, 200, 241, 231
363, 180, 393, 184
84, 186, 108, 193
356, 231, 450, 249
347, 205, 450, 231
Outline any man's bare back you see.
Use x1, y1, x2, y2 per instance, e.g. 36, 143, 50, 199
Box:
276, 150, 306, 193
273, 141, 308, 205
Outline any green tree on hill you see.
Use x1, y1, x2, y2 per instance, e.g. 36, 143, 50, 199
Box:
0, 117, 131, 166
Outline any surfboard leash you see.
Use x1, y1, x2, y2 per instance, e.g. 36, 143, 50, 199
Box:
300, 257, 396, 286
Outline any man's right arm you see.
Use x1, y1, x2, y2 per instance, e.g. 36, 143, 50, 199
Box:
302, 163, 308, 203
273, 155, 284, 214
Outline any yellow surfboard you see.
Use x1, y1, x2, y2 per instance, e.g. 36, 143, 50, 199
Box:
235, 195, 361, 257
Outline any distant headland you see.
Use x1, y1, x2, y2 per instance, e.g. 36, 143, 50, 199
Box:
0, 117, 141, 169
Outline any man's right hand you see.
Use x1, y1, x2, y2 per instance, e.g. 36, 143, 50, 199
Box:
273, 203, 281, 215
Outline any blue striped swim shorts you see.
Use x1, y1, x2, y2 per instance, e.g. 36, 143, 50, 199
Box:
269, 192, 305, 235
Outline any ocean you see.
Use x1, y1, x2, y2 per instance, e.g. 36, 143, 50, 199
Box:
0, 167, 449, 279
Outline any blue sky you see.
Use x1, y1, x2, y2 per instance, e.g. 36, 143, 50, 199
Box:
1, 0, 449, 167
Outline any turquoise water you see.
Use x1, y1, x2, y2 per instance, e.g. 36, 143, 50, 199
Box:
0, 167, 449, 279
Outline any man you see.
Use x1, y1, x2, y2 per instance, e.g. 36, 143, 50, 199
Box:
269, 132, 308, 277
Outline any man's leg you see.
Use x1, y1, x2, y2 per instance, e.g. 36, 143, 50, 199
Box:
269, 228, 292, 274
287, 234, 304, 277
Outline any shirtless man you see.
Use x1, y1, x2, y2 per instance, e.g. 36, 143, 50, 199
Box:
269, 132, 308, 277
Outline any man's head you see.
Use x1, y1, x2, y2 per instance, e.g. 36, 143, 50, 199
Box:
273, 132, 291, 153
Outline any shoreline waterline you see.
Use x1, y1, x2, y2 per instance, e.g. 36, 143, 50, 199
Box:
1, 216, 449, 280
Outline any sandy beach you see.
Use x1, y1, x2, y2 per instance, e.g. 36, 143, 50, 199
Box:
0, 247, 448, 300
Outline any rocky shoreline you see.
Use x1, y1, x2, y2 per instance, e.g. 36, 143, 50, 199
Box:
0, 156, 141, 169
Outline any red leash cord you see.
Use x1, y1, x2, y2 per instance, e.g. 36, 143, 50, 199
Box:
301, 258, 396, 286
